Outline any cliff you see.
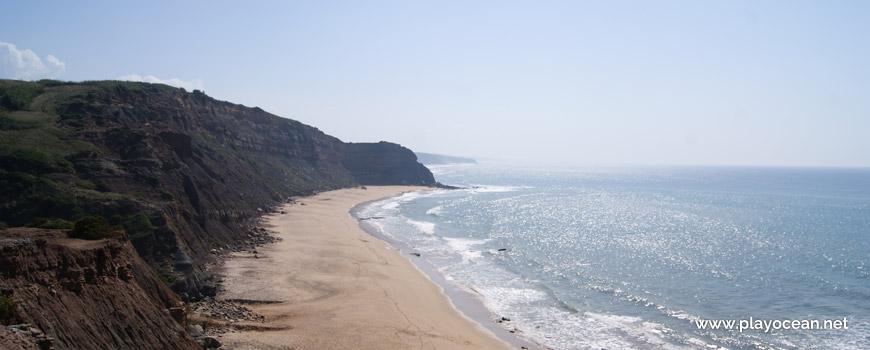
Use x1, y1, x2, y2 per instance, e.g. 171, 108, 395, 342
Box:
0, 79, 435, 301
0, 228, 200, 350
343, 142, 435, 185
0, 79, 437, 348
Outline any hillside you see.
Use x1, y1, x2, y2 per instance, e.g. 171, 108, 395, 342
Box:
0, 79, 435, 301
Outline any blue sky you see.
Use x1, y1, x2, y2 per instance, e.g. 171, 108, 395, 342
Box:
2, 1, 868, 167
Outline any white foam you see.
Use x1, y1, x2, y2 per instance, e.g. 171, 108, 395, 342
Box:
797, 317, 870, 350
442, 237, 488, 262
392, 192, 420, 204
519, 307, 702, 350
426, 205, 443, 216
365, 221, 393, 239
476, 286, 548, 311
380, 191, 424, 209
380, 201, 400, 210
406, 219, 435, 235
365, 189, 445, 214
440, 257, 712, 349
466, 185, 529, 194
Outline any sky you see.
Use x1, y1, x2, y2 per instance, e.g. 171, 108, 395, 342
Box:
2, 1, 868, 167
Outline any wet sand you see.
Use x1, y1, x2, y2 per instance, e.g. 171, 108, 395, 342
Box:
217, 186, 511, 350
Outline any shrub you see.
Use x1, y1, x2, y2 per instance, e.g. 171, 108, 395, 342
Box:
0, 294, 19, 326
157, 269, 177, 286
0, 83, 43, 111
0, 114, 39, 130
27, 217, 74, 229
37, 79, 69, 87
105, 127, 148, 159
0, 148, 73, 175
69, 215, 112, 240
41, 218, 74, 229
0, 170, 79, 226
95, 181, 110, 192
75, 179, 96, 190
67, 151, 100, 171
120, 213, 155, 240
0, 148, 56, 174
72, 159, 102, 174
159, 191, 174, 201
145, 175, 159, 187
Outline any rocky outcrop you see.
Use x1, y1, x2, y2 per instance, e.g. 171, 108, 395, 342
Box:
0, 228, 200, 350
342, 142, 436, 185
0, 325, 41, 350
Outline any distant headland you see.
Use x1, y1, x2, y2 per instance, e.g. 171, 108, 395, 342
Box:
415, 152, 477, 165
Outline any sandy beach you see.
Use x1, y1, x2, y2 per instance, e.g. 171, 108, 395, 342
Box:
216, 186, 511, 350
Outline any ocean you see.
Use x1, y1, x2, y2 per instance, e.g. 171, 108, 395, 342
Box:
355, 163, 870, 350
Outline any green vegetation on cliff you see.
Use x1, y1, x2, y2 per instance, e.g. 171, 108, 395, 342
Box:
0, 293, 19, 326
0, 79, 434, 299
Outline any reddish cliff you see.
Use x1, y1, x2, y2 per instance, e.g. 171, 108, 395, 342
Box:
0, 228, 200, 350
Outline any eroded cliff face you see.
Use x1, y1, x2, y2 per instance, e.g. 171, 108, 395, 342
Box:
0, 228, 200, 350
1, 80, 436, 300
67, 85, 362, 297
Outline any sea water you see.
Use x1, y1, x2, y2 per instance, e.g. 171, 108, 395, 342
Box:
356, 163, 870, 349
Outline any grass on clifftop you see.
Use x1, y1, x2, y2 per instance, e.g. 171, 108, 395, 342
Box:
0, 80, 163, 233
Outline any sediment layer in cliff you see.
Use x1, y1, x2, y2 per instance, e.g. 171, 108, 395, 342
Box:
0, 228, 200, 350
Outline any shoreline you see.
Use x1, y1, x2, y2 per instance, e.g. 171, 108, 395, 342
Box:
351, 198, 542, 350
215, 186, 516, 349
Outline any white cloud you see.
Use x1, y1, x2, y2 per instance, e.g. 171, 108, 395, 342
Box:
117, 74, 204, 91
0, 42, 66, 80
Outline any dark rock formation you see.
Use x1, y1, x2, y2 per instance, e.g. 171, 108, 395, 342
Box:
342, 142, 436, 185
0, 228, 200, 350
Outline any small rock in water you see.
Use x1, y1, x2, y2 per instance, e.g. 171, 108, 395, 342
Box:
497, 248, 508, 252
410, 252, 421, 257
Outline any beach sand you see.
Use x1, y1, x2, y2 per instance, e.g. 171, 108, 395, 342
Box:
216, 186, 511, 350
